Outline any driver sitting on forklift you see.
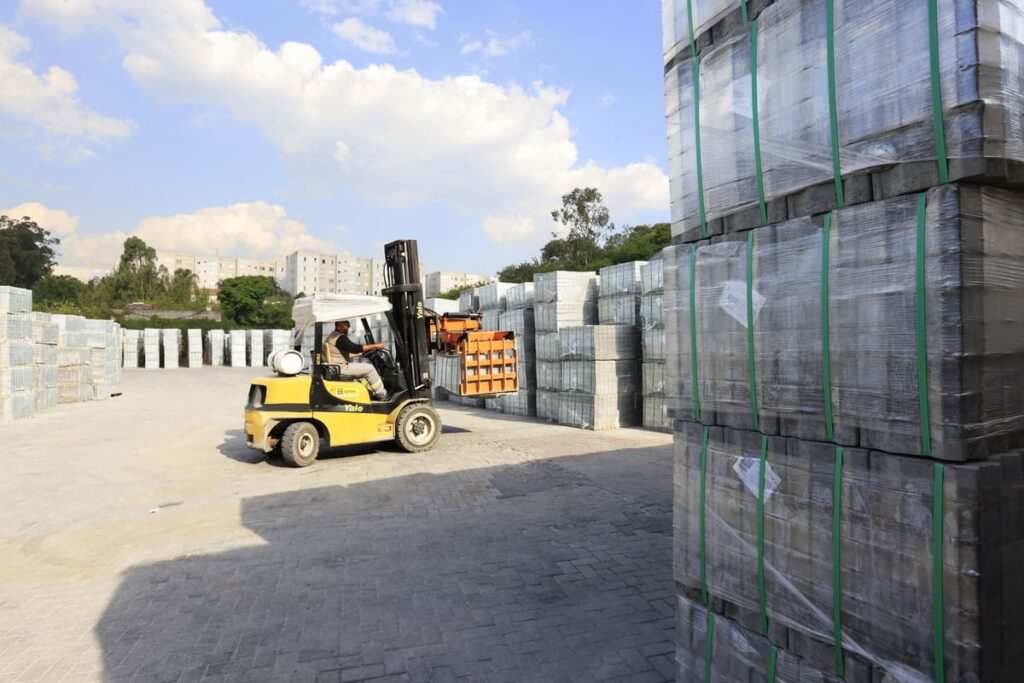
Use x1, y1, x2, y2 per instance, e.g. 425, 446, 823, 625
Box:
323, 320, 388, 400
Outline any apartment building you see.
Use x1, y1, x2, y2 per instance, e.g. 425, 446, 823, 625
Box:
156, 252, 285, 291
282, 251, 386, 297
423, 271, 493, 298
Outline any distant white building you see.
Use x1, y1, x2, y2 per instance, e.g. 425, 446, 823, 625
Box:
156, 252, 285, 291
282, 250, 386, 297
423, 271, 494, 298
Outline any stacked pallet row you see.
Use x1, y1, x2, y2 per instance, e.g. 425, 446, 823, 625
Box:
206, 329, 225, 366
640, 259, 669, 431
492, 283, 536, 416
663, 0, 1024, 681
477, 282, 514, 332
265, 329, 291, 356
143, 329, 160, 369
249, 330, 264, 366
533, 271, 599, 422
447, 286, 488, 408
0, 286, 35, 423
555, 262, 645, 430
122, 329, 140, 368
85, 320, 116, 399
424, 297, 459, 315
185, 329, 203, 368
56, 314, 92, 403
457, 288, 479, 315
227, 330, 246, 368
161, 329, 180, 369
32, 312, 58, 411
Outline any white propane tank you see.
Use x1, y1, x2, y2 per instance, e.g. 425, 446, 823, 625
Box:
268, 348, 304, 376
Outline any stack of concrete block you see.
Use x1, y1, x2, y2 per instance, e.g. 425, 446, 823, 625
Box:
265, 329, 292, 357
533, 271, 599, 422
122, 329, 140, 368
227, 330, 246, 368
492, 282, 536, 416
205, 329, 225, 366
31, 312, 58, 411
161, 329, 180, 369
56, 314, 92, 403
143, 328, 161, 369
85, 320, 114, 399
248, 330, 264, 367
558, 325, 640, 430
598, 261, 647, 326
185, 329, 203, 368
477, 282, 515, 332
424, 298, 460, 315
457, 288, 480, 313
0, 286, 36, 423
641, 259, 669, 432
664, 0, 1024, 680
108, 322, 122, 387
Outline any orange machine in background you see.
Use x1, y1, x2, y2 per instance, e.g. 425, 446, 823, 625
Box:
425, 312, 519, 397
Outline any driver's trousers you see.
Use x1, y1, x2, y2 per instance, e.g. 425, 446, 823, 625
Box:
340, 361, 387, 399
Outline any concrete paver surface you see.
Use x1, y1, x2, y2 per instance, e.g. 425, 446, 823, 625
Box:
0, 368, 674, 682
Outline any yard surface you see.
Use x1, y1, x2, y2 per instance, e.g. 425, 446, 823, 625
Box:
0, 368, 674, 682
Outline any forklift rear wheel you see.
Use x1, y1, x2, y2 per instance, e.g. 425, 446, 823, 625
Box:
280, 422, 320, 467
395, 403, 441, 453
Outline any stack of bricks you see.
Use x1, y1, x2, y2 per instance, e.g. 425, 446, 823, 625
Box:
85, 320, 114, 399
457, 288, 480, 314
532, 271, 599, 422
56, 314, 92, 404
663, 0, 1024, 681
122, 329, 141, 369
0, 286, 35, 423
476, 282, 515, 332
248, 329, 264, 367
143, 328, 160, 369
161, 329, 180, 369
227, 330, 246, 368
31, 312, 58, 412
205, 329, 225, 366
490, 282, 537, 416
424, 297, 459, 315
558, 325, 640, 430
640, 259, 669, 432
185, 329, 203, 368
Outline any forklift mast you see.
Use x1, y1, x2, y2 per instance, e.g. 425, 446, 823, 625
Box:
382, 240, 432, 400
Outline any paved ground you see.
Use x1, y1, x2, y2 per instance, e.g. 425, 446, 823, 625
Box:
0, 368, 674, 682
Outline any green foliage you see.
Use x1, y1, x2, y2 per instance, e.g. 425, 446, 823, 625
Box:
549, 187, 613, 268
32, 274, 88, 309
0, 215, 59, 288
218, 275, 293, 328
436, 280, 489, 301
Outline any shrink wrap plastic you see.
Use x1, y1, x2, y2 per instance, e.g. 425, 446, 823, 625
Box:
666, 0, 1024, 240
674, 422, 1024, 683
457, 289, 479, 313
505, 283, 535, 310
598, 262, 646, 296
558, 393, 640, 430
532, 271, 599, 303
560, 360, 640, 395
537, 389, 560, 422
559, 325, 639, 361
535, 301, 597, 332
477, 282, 516, 310
664, 185, 1024, 461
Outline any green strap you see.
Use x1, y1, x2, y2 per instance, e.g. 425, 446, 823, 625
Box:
768, 645, 778, 683
927, 0, 950, 184
750, 19, 767, 225
704, 611, 716, 683
740, 0, 750, 23
825, 0, 845, 208
690, 244, 702, 422
916, 194, 933, 456
746, 231, 760, 430
699, 425, 710, 604
821, 213, 835, 441
933, 463, 946, 683
693, 56, 708, 237
831, 446, 845, 677
687, 0, 697, 57
757, 434, 768, 634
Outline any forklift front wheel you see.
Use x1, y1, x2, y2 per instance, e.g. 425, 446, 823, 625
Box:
395, 403, 441, 453
280, 422, 320, 467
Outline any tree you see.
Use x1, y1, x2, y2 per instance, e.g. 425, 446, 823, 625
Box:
162, 268, 200, 308
219, 276, 293, 328
550, 187, 613, 267
0, 215, 59, 288
33, 274, 88, 308
436, 280, 489, 301
497, 259, 548, 284
112, 236, 164, 302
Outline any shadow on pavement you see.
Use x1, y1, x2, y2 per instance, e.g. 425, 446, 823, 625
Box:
95, 447, 676, 682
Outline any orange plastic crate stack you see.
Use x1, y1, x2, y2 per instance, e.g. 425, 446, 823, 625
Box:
459, 331, 518, 396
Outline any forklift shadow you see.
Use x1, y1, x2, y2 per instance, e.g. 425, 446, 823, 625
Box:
93, 445, 674, 682
217, 428, 439, 467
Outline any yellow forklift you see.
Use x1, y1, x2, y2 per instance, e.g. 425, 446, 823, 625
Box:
243, 239, 518, 466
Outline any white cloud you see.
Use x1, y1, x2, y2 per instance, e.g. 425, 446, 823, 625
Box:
0, 24, 133, 159
2, 200, 334, 268
385, 0, 442, 30
22, 0, 668, 247
461, 30, 532, 59
333, 18, 397, 54
601, 93, 615, 107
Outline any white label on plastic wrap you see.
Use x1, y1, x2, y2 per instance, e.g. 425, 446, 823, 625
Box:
718, 280, 765, 328
733, 457, 781, 500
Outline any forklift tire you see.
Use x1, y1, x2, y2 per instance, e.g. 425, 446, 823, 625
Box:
395, 403, 441, 453
280, 422, 320, 467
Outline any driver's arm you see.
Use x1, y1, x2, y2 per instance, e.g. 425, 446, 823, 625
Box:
361, 342, 386, 352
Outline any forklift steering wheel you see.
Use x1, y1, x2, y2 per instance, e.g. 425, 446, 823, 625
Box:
365, 348, 397, 375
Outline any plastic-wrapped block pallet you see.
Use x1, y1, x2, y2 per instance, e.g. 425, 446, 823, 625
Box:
536, 390, 560, 422
161, 329, 180, 369
265, 329, 292, 357
642, 364, 670, 432
504, 283, 535, 310
558, 394, 640, 430
599, 262, 646, 297
457, 288, 480, 313
665, 0, 1024, 243
433, 353, 463, 395
664, 184, 1024, 461
122, 329, 141, 368
0, 285, 32, 313
560, 361, 639, 395
143, 328, 161, 369
227, 330, 246, 367
534, 300, 598, 332
183, 329, 202, 368
674, 422, 1024, 683
205, 329, 225, 366
477, 282, 516, 310
424, 298, 460, 315
559, 325, 639, 361
533, 271, 600, 304
598, 262, 646, 326
0, 290, 35, 422
32, 313, 59, 412
248, 329, 264, 367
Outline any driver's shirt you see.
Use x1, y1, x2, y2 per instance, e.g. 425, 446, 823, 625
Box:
324, 330, 363, 363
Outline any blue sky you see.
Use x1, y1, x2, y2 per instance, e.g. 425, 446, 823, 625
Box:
0, 0, 669, 276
